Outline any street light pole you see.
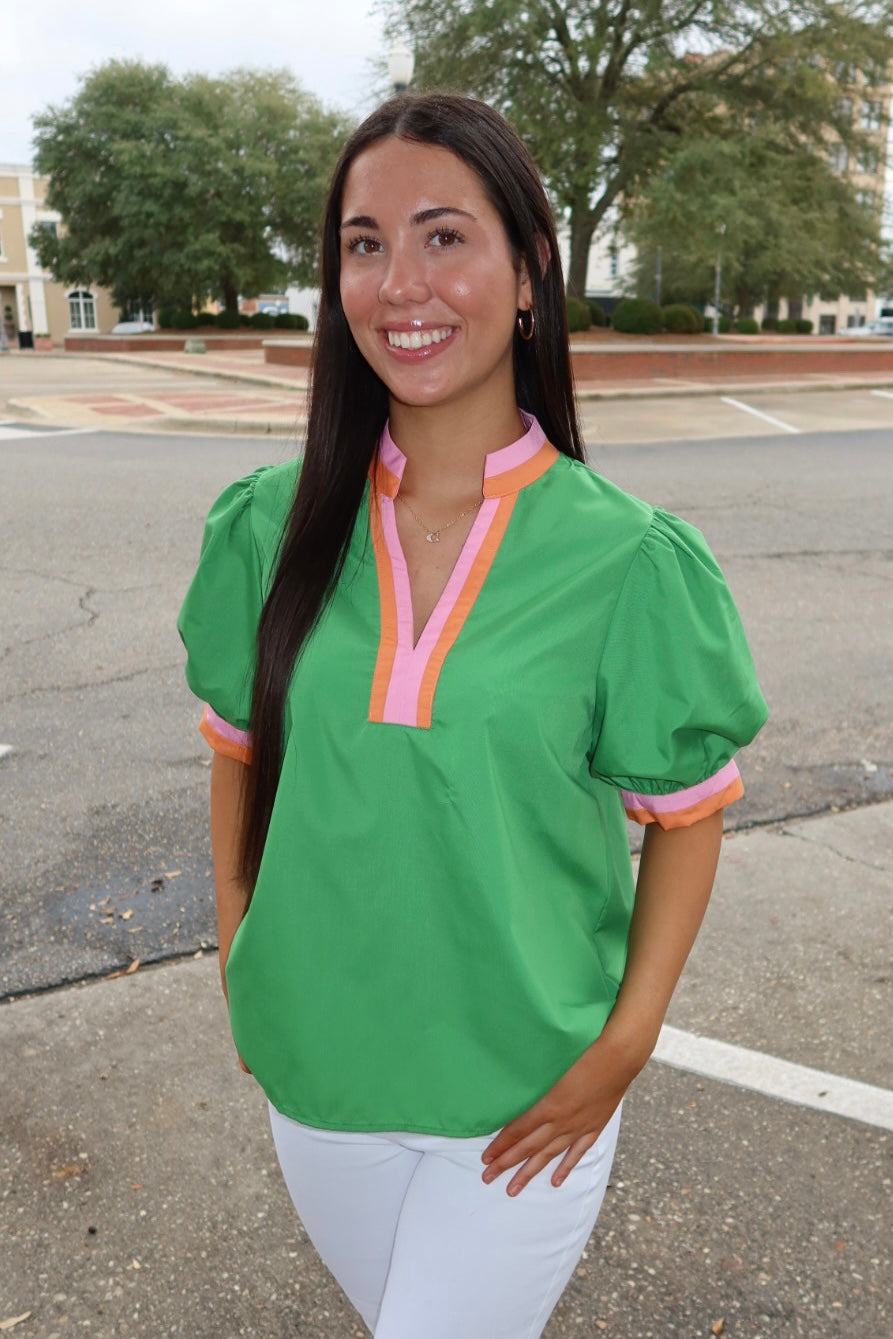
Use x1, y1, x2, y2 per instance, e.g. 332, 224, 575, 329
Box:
712, 223, 727, 336
387, 44, 415, 96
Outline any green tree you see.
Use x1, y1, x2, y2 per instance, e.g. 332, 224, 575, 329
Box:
629, 126, 889, 317
30, 60, 352, 314
381, 0, 893, 296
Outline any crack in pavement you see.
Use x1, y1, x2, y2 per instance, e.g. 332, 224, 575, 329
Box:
0, 661, 182, 705
778, 826, 890, 874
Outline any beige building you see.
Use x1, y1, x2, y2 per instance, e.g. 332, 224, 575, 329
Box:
0, 165, 119, 346
578, 61, 893, 332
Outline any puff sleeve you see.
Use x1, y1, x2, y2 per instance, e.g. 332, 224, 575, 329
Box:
589, 509, 768, 828
177, 469, 272, 763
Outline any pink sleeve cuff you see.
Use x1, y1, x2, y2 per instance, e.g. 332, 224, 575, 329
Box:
199, 704, 253, 764
622, 759, 743, 829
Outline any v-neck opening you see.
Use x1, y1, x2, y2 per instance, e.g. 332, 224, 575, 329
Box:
367, 413, 560, 729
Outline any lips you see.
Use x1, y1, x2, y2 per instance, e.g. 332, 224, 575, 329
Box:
386, 326, 455, 350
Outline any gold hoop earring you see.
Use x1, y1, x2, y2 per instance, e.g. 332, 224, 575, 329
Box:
517, 308, 535, 341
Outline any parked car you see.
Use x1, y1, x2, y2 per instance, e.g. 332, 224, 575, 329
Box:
840, 318, 893, 338
111, 320, 155, 334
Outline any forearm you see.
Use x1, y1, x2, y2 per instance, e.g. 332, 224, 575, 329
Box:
597, 809, 725, 1075
210, 751, 251, 998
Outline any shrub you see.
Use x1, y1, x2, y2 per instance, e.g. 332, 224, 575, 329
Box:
216, 310, 241, 329
735, 317, 759, 334
612, 297, 663, 335
661, 303, 704, 334
761, 316, 779, 332
195, 310, 216, 327
168, 309, 199, 329
587, 299, 608, 327
239, 313, 253, 326
777, 318, 797, 335
718, 314, 733, 333
565, 296, 591, 332
795, 318, 814, 335
250, 311, 276, 329
272, 312, 310, 330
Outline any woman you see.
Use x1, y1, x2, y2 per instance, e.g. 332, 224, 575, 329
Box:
179, 93, 767, 1339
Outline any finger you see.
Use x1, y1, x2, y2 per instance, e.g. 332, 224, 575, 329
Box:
482, 1113, 544, 1165
506, 1146, 565, 1197
550, 1132, 597, 1187
482, 1125, 556, 1182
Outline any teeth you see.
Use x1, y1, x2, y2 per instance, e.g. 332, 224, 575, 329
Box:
387, 327, 453, 349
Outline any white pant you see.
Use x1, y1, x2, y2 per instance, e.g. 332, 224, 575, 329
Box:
269, 1103, 621, 1339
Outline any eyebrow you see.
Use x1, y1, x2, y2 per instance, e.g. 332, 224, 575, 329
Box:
340, 206, 477, 230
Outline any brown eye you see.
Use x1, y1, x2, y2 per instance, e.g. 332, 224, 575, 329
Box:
428, 228, 463, 248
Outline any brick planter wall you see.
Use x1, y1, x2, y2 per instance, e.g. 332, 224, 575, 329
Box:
262, 336, 893, 380
64, 333, 306, 354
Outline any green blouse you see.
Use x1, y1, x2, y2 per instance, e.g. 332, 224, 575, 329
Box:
178, 414, 767, 1135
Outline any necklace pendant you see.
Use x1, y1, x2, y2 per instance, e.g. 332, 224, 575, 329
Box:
426, 530, 440, 543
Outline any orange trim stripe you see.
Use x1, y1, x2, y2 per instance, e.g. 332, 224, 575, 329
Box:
625, 776, 744, 829
368, 493, 400, 723
483, 442, 559, 498
416, 494, 517, 728
199, 713, 253, 765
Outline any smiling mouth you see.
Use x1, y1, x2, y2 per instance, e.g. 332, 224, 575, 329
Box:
386, 326, 455, 350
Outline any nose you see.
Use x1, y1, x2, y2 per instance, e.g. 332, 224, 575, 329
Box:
378, 242, 431, 306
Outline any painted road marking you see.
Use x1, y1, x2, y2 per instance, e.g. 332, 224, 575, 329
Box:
720, 397, 801, 434
654, 1025, 893, 1132
0, 425, 92, 440
0, 745, 14, 760
869, 389, 893, 400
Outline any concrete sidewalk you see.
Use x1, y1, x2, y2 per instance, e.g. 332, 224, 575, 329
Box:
3, 801, 890, 1338
8, 347, 893, 436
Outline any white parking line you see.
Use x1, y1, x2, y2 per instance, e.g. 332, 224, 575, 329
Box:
720, 397, 800, 434
654, 1025, 893, 1131
869, 389, 893, 400
0, 745, 14, 761
0, 426, 92, 440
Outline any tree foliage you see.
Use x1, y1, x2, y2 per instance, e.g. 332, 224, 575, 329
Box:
629, 126, 891, 316
381, 0, 893, 295
30, 61, 353, 312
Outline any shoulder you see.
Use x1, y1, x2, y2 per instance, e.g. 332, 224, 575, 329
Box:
204, 459, 300, 564
540, 454, 654, 561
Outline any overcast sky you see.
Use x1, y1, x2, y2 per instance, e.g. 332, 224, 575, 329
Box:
1, 0, 392, 165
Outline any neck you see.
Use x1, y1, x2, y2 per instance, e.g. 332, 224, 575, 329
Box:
388, 391, 525, 501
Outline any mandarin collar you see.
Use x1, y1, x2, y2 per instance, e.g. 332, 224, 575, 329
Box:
373, 411, 558, 500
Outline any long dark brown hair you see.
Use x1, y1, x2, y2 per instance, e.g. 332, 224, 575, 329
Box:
240, 92, 584, 889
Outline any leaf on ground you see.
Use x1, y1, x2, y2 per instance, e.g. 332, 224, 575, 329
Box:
712, 1320, 725, 1336
164, 870, 182, 878
120, 909, 134, 921
52, 1162, 87, 1180
0, 1315, 33, 1332
125, 958, 140, 975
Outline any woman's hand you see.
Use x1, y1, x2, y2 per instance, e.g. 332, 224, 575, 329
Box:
483, 811, 726, 1196
480, 1036, 638, 1197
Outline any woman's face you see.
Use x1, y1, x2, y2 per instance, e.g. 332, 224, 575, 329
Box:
338, 137, 531, 414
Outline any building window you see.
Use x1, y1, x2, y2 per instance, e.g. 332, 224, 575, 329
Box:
38, 220, 58, 238
819, 314, 836, 335
836, 97, 853, 123
861, 100, 883, 130
68, 290, 97, 330
856, 146, 879, 174
0, 223, 5, 260
828, 142, 849, 173
855, 188, 877, 209
609, 245, 619, 279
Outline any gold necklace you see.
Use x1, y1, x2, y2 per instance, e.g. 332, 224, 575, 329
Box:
396, 493, 483, 543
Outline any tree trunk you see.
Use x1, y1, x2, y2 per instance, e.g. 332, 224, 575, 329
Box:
567, 207, 595, 299
222, 279, 239, 314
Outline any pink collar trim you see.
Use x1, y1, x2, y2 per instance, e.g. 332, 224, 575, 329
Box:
374, 411, 551, 499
